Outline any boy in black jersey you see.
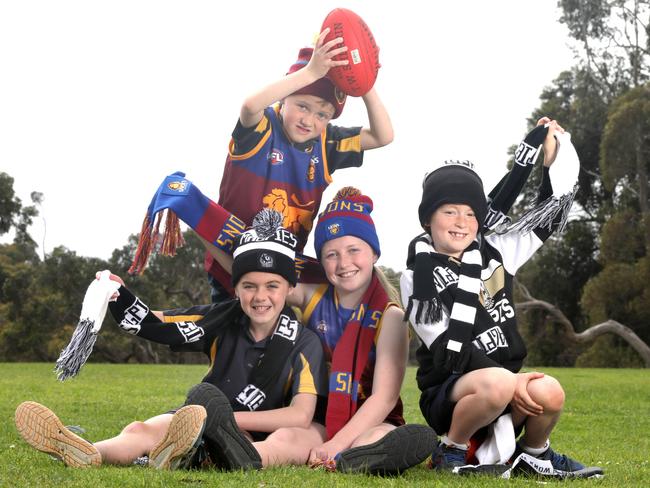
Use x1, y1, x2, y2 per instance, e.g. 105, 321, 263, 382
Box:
15, 210, 327, 470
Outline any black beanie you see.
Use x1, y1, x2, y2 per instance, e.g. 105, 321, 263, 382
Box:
232, 209, 298, 287
418, 161, 487, 229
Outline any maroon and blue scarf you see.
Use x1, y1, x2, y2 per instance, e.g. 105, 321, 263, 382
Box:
325, 273, 392, 439
129, 171, 324, 284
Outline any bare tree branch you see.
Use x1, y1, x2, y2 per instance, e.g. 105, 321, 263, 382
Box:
515, 282, 650, 367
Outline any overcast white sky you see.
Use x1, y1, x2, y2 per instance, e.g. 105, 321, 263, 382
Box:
1, 1, 576, 271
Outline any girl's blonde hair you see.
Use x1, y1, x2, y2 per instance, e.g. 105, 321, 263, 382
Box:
374, 266, 402, 308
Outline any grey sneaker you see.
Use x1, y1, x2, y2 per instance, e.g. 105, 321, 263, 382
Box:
15, 401, 101, 467
148, 404, 207, 470
336, 424, 437, 474
184, 383, 262, 470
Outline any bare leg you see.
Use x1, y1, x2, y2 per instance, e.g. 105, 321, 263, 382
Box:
447, 367, 516, 445
94, 413, 173, 465
253, 422, 326, 467
512, 375, 565, 449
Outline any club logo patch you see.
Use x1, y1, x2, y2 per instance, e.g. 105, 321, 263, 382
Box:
316, 320, 327, 333
167, 180, 187, 192
307, 160, 315, 182
268, 149, 284, 165
259, 252, 274, 268
327, 223, 341, 236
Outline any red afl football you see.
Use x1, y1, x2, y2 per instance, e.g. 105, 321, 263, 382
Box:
321, 8, 380, 97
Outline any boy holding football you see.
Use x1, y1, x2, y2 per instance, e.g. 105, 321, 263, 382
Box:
206, 27, 394, 300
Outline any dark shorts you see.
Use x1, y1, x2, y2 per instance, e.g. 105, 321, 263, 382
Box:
419, 374, 462, 435
419, 374, 521, 438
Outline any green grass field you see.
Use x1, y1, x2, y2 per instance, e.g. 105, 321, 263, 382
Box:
0, 363, 648, 487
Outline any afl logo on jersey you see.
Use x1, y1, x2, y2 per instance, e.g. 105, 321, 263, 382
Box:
268, 149, 284, 165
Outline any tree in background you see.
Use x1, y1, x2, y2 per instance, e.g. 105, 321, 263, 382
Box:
513, 1, 650, 366
0, 171, 212, 364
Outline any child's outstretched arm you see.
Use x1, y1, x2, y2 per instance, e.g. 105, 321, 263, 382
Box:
239, 29, 348, 128
359, 87, 394, 150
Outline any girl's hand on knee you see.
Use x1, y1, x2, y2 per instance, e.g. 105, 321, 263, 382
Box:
511, 372, 545, 417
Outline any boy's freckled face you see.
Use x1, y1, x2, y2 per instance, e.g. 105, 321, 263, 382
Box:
427, 204, 479, 259
280, 95, 334, 144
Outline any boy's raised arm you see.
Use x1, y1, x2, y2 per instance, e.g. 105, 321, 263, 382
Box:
239, 29, 348, 127
359, 87, 394, 150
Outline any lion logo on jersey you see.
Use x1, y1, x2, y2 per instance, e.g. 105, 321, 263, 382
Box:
262, 189, 315, 235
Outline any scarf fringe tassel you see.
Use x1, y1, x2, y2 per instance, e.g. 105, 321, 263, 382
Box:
507, 185, 577, 235
128, 210, 185, 275
54, 319, 98, 381
405, 296, 442, 324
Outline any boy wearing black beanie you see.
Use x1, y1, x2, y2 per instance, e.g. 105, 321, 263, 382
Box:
400, 119, 603, 478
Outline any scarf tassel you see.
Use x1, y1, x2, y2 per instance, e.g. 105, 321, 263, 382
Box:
405, 296, 442, 324
54, 319, 98, 381
508, 185, 577, 234
128, 210, 185, 275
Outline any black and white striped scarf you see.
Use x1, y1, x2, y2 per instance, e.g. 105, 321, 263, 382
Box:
404, 234, 483, 373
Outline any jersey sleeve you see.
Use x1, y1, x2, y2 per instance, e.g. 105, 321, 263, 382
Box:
230, 112, 272, 156
325, 123, 364, 173
289, 328, 328, 398
108, 286, 207, 347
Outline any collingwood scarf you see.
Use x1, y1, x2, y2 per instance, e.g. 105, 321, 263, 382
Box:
404, 125, 549, 326
230, 305, 301, 411
325, 273, 393, 439
405, 234, 484, 373
54, 271, 121, 381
